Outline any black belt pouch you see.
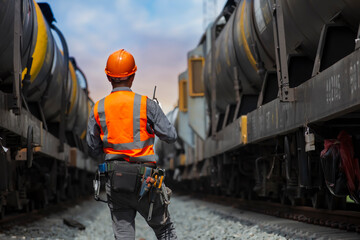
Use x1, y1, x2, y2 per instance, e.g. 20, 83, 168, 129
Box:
110, 163, 140, 193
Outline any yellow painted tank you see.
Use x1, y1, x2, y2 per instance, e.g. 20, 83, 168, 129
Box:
0, 0, 91, 139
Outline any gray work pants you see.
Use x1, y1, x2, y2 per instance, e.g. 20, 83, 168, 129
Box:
106, 181, 177, 240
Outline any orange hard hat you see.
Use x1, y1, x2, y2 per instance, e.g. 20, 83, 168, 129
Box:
105, 49, 137, 78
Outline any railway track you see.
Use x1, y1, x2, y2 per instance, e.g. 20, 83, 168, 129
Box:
0, 196, 91, 229
1, 193, 360, 239
192, 193, 360, 234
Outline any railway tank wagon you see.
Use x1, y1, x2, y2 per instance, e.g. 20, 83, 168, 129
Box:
157, 0, 360, 210
0, 0, 97, 217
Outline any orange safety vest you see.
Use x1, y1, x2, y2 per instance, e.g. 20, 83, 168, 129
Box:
93, 91, 155, 162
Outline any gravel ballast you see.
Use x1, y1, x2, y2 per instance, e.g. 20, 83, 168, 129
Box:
0, 194, 358, 239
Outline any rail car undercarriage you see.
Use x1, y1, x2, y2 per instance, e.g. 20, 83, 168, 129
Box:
168, 33, 360, 211
0, 89, 96, 218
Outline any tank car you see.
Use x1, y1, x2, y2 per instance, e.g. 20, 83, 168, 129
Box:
157, 0, 360, 210
0, 0, 96, 217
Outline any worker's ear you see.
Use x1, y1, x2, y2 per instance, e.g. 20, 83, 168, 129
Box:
107, 75, 112, 82
129, 74, 135, 86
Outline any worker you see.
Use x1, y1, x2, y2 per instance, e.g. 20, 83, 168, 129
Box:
86, 49, 178, 240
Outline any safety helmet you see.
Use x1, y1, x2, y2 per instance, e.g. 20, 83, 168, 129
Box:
105, 49, 137, 78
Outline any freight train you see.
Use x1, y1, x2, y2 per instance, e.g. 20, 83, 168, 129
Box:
156, 0, 360, 210
0, 0, 97, 217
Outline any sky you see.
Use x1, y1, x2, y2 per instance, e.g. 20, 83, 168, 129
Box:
40, 0, 226, 114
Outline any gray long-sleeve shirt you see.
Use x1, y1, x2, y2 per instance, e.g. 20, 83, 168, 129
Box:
86, 87, 177, 159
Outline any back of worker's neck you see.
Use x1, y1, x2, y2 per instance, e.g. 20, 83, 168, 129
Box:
111, 83, 133, 89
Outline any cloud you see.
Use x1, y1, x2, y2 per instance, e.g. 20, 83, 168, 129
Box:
40, 0, 226, 113
113, 0, 204, 39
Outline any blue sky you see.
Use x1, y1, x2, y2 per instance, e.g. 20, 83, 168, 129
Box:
41, 0, 226, 113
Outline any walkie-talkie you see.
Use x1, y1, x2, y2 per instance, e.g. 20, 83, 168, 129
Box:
152, 86, 159, 104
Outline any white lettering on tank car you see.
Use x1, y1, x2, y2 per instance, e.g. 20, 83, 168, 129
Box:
279, 107, 284, 130
350, 60, 359, 95
265, 111, 271, 130
283, 103, 291, 126
259, 114, 265, 133
326, 74, 341, 104
252, 116, 257, 138
278, 103, 290, 130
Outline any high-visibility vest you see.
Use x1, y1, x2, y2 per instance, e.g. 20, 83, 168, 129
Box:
93, 91, 155, 162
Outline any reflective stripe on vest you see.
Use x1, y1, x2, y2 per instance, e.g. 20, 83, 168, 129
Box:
94, 91, 155, 162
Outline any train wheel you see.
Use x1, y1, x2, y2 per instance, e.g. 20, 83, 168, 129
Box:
288, 196, 301, 206
55, 190, 61, 203
247, 190, 256, 200
326, 192, 337, 210
191, 181, 198, 192
214, 186, 221, 196
233, 175, 241, 197
200, 181, 206, 192
24, 202, 30, 213
0, 206, 4, 219
325, 191, 346, 210
240, 191, 246, 199
28, 200, 35, 212
311, 192, 325, 209
280, 191, 290, 205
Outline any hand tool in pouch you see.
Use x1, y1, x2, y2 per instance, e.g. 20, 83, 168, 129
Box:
138, 167, 153, 201
147, 168, 165, 221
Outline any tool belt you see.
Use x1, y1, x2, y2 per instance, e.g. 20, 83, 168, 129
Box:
94, 160, 163, 200
94, 160, 171, 221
